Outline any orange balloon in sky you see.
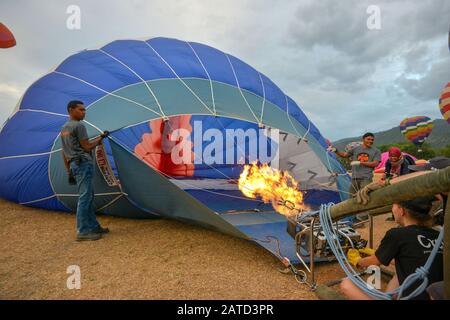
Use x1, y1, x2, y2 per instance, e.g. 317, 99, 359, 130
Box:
0, 22, 16, 48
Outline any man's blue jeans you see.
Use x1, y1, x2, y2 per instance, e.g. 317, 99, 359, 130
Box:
70, 160, 100, 234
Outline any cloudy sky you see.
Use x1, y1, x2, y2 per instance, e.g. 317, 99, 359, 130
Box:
0, 0, 449, 140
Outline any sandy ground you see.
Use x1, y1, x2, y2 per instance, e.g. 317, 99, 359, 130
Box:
0, 198, 395, 300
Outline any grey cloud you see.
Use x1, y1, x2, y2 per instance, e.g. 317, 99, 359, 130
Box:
286, 0, 450, 91
288, 0, 449, 60
396, 57, 450, 101
402, 44, 431, 75
0, 0, 448, 141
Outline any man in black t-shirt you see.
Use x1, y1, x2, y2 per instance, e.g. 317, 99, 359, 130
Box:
340, 197, 443, 300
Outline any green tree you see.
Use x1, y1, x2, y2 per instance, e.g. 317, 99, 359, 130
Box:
336, 156, 351, 171
436, 145, 450, 157
378, 142, 436, 159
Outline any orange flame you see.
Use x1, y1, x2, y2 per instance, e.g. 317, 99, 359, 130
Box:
238, 162, 305, 216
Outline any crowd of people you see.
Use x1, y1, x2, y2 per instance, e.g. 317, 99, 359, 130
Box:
328, 133, 449, 300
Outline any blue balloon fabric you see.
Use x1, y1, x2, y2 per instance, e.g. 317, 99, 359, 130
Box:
0, 37, 350, 263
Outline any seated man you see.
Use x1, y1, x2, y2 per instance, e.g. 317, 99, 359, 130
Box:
340, 196, 443, 300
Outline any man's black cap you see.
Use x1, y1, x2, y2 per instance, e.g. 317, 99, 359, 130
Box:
398, 196, 435, 216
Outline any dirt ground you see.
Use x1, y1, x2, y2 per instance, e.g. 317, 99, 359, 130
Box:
0, 198, 395, 300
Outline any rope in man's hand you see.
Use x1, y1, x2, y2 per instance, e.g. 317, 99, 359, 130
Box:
355, 181, 386, 205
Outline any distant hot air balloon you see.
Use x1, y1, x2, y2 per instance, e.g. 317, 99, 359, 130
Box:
0, 22, 16, 48
439, 82, 450, 125
399, 116, 434, 152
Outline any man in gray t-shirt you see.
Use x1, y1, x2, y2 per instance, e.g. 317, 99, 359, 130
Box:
61, 120, 93, 163
330, 132, 381, 192
328, 133, 381, 224
346, 144, 381, 181
61, 100, 110, 241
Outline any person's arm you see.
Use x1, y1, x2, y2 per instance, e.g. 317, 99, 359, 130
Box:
76, 123, 109, 152
79, 136, 103, 152
335, 150, 350, 158
389, 171, 431, 185
362, 149, 381, 168
358, 255, 382, 268
325, 140, 349, 158
61, 151, 70, 173
374, 229, 400, 267
361, 160, 380, 168
336, 146, 351, 158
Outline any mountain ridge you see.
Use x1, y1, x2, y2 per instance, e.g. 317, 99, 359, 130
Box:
333, 119, 450, 149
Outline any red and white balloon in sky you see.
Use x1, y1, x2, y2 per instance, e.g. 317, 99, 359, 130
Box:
0, 22, 16, 48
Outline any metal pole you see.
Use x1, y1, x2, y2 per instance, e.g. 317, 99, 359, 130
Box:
369, 214, 374, 249
295, 229, 311, 273
367, 205, 392, 217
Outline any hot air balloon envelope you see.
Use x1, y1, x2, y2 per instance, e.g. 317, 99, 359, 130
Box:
0, 23, 16, 48
399, 116, 434, 147
0, 37, 351, 263
439, 82, 450, 125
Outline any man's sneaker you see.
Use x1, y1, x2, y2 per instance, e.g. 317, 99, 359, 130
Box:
76, 232, 102, 241
95, 226, 110, 234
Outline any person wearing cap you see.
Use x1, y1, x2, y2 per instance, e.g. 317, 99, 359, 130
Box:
340, 196, 444, 300
406, 156, 450, 227
383, 147, 415, 180
61, 100, 110, 241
